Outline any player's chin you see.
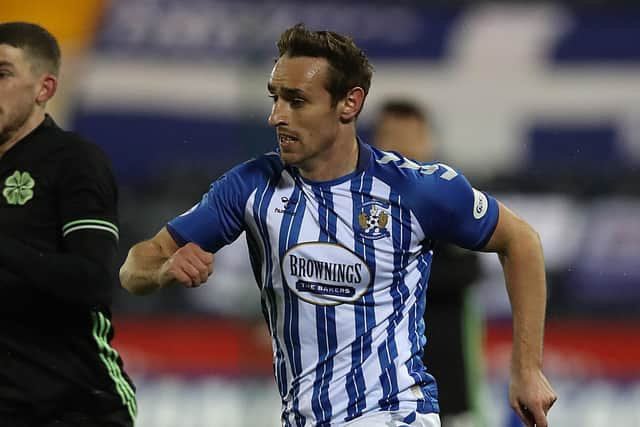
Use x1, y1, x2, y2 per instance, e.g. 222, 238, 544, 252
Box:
279, 151, 302, 166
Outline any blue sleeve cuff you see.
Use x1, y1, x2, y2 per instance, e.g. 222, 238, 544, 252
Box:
166, 223, 188, 247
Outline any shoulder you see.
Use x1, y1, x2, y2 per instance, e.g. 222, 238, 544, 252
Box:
24, 118, 106, 163
57, 134, 115, 189
368, 146, 465, 195
368, 146, 484, 221
237, 150, 283, 174
203, 151, 286, 208
29, 122, 115, 187
34, 120, 111, 170
56, 130, 110, 165
219, 151, 285, 187
44, 132, 118, 200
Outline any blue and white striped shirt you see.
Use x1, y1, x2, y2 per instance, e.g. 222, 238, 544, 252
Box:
167, 142, 499, 426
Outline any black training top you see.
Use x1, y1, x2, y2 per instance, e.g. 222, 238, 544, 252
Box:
0, 116, 136, 422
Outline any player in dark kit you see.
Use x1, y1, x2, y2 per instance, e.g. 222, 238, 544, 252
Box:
0, 22, 136, 426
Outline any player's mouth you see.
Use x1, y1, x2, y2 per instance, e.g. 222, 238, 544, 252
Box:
278, 131, 299, 147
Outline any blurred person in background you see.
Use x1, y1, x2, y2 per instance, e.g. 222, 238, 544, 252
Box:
120, 23, 555, 427
0, 22, 135, 426
373, 100, 484, 427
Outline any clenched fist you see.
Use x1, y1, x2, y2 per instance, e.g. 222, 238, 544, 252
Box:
157, 242, 214, 288
510, 368, 557, 427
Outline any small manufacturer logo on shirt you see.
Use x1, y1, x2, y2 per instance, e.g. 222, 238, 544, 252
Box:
2, 170, 35, 206
274, 196, 296, 215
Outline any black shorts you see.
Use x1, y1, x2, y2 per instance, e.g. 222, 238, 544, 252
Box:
0, 406, 134, 427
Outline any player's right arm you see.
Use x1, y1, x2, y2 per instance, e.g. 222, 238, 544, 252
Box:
120, 156, 272, 296
119, 227, 213, 295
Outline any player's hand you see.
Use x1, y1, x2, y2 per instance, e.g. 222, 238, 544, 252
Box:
509, 368, 557, 427
157, 242, 214, 288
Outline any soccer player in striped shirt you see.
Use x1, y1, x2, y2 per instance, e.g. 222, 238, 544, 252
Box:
120, 23, 556, 427
0, 22, 135, 426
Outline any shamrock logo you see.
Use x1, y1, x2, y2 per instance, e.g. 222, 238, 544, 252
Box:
3, 171, 35, 205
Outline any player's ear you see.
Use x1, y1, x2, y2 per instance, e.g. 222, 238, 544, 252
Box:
36, 74, 57, 105
339, 87, 365, 124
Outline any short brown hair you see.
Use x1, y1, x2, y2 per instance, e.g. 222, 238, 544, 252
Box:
277, 23, 373, 113
0, 22, 61, 76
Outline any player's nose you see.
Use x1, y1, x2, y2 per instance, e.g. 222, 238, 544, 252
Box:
268, 100, 288, 127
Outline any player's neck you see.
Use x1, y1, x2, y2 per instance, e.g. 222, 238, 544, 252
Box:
299, 133, 359, 182
0, 109, 46, 158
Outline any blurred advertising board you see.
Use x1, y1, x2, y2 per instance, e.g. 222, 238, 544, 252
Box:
113, 317, 640, 427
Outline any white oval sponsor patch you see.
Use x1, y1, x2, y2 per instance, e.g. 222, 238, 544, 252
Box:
472, 188, 488, 219
281, 242, 372, 306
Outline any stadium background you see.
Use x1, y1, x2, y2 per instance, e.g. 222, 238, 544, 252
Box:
3, 1, 640, 426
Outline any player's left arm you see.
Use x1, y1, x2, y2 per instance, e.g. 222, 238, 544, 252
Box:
413, 166, 557, 426
482, 202, 557, 427
0, 142, 118, 306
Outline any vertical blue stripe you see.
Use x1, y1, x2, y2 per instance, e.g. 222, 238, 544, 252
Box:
289, 189, 308, 427
278, 183, 307, 426
395, 198, 436, 413
246, 233, 272, 331
360, 173, 378, 336
313, 187, 331, 243
322, 187, 338, 243
312, 305, 330, 426
310, 185, 329, 424
320, 187, 338, 421
377, 191, 413, 411
346, 174, 366, 419
252, 176, 288, 399
277, 185, 297, 420
406, 255, 433, 388
346, 174, 377, 420
321, 306, 337, 424
310, 186, 337, 425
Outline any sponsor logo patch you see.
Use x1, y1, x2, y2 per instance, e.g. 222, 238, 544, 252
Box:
472, 188, 488, 219
282, 242, 372, 306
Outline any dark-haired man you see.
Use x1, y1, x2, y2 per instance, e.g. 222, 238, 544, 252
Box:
0, 22, 135, 427
121, 23, 555, 427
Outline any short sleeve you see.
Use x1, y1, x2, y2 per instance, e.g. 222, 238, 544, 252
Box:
410, 163, 499, 250
167, 162, 255, 253
57, 142, 119, 242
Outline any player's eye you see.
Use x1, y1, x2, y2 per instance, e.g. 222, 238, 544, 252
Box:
290, 98, 305, 108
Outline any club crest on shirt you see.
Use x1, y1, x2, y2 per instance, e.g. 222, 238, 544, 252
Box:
357, 201, 391, 240
2, 170, 35, 206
